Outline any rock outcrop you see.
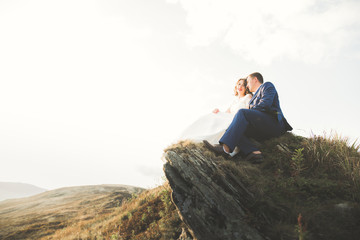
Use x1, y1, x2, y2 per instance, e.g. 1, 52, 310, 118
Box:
164, 134, 360, 240
164, 143, 265, 240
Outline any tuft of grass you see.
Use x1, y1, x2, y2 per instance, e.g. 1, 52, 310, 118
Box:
295, 213, 307, 240
291, 148, 306, 177
303, 133, 360, 199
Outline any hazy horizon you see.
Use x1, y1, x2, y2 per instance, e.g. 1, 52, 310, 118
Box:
1, 0, 359, 190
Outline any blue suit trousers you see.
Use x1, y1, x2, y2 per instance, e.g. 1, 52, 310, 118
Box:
219, 109, 285, 155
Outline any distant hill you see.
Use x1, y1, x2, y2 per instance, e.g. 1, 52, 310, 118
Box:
0, 182, 46, 201
0, 184, 145, 240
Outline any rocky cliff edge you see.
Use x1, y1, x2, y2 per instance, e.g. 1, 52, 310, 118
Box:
164, 133, 360, 240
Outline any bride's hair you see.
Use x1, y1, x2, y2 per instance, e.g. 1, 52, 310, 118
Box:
234, 78, 252, 96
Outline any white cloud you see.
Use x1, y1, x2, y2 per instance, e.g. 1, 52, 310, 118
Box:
168, 0, 360, 64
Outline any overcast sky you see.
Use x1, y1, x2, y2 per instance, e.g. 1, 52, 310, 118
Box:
1, 0, 359, 190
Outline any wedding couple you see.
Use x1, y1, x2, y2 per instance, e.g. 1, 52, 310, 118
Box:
181, 72, 292, 163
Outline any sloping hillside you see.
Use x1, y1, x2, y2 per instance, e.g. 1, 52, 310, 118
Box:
0, 184, 143, 240
44, 184, 187, 240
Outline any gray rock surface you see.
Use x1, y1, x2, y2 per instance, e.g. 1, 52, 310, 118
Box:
163, 144, 266, 240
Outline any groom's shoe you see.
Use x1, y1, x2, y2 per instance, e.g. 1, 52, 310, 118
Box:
203, 140, 229, 158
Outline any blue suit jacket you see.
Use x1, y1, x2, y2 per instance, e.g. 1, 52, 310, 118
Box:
249, 82, 292, 131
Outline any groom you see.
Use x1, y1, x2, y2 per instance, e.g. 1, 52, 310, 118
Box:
204, 72, 292, 163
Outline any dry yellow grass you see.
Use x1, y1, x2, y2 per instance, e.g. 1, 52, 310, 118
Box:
0, 184, 143, 240
0, 183, 184, 240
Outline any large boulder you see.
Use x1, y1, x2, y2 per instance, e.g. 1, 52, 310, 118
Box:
164, 142, 265, 240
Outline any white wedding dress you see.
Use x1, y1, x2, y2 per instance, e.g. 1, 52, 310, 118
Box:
179, 94, 252, 145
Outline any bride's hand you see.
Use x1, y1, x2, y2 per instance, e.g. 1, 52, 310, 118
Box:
212, 108, 220, 114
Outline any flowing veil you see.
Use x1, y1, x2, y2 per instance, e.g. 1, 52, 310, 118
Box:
179, 94, 252, 144
179, 112, 236, 144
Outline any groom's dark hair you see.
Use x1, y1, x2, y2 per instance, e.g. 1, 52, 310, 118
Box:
249, 72, 263, 84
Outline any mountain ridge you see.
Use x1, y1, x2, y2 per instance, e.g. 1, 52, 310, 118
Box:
0, 182, 47, 201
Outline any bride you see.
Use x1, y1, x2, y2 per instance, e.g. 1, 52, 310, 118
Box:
179, 78, 252, 146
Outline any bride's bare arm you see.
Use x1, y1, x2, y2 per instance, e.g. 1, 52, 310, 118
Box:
213, 108, 231, 113
212, 108, 220, 114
